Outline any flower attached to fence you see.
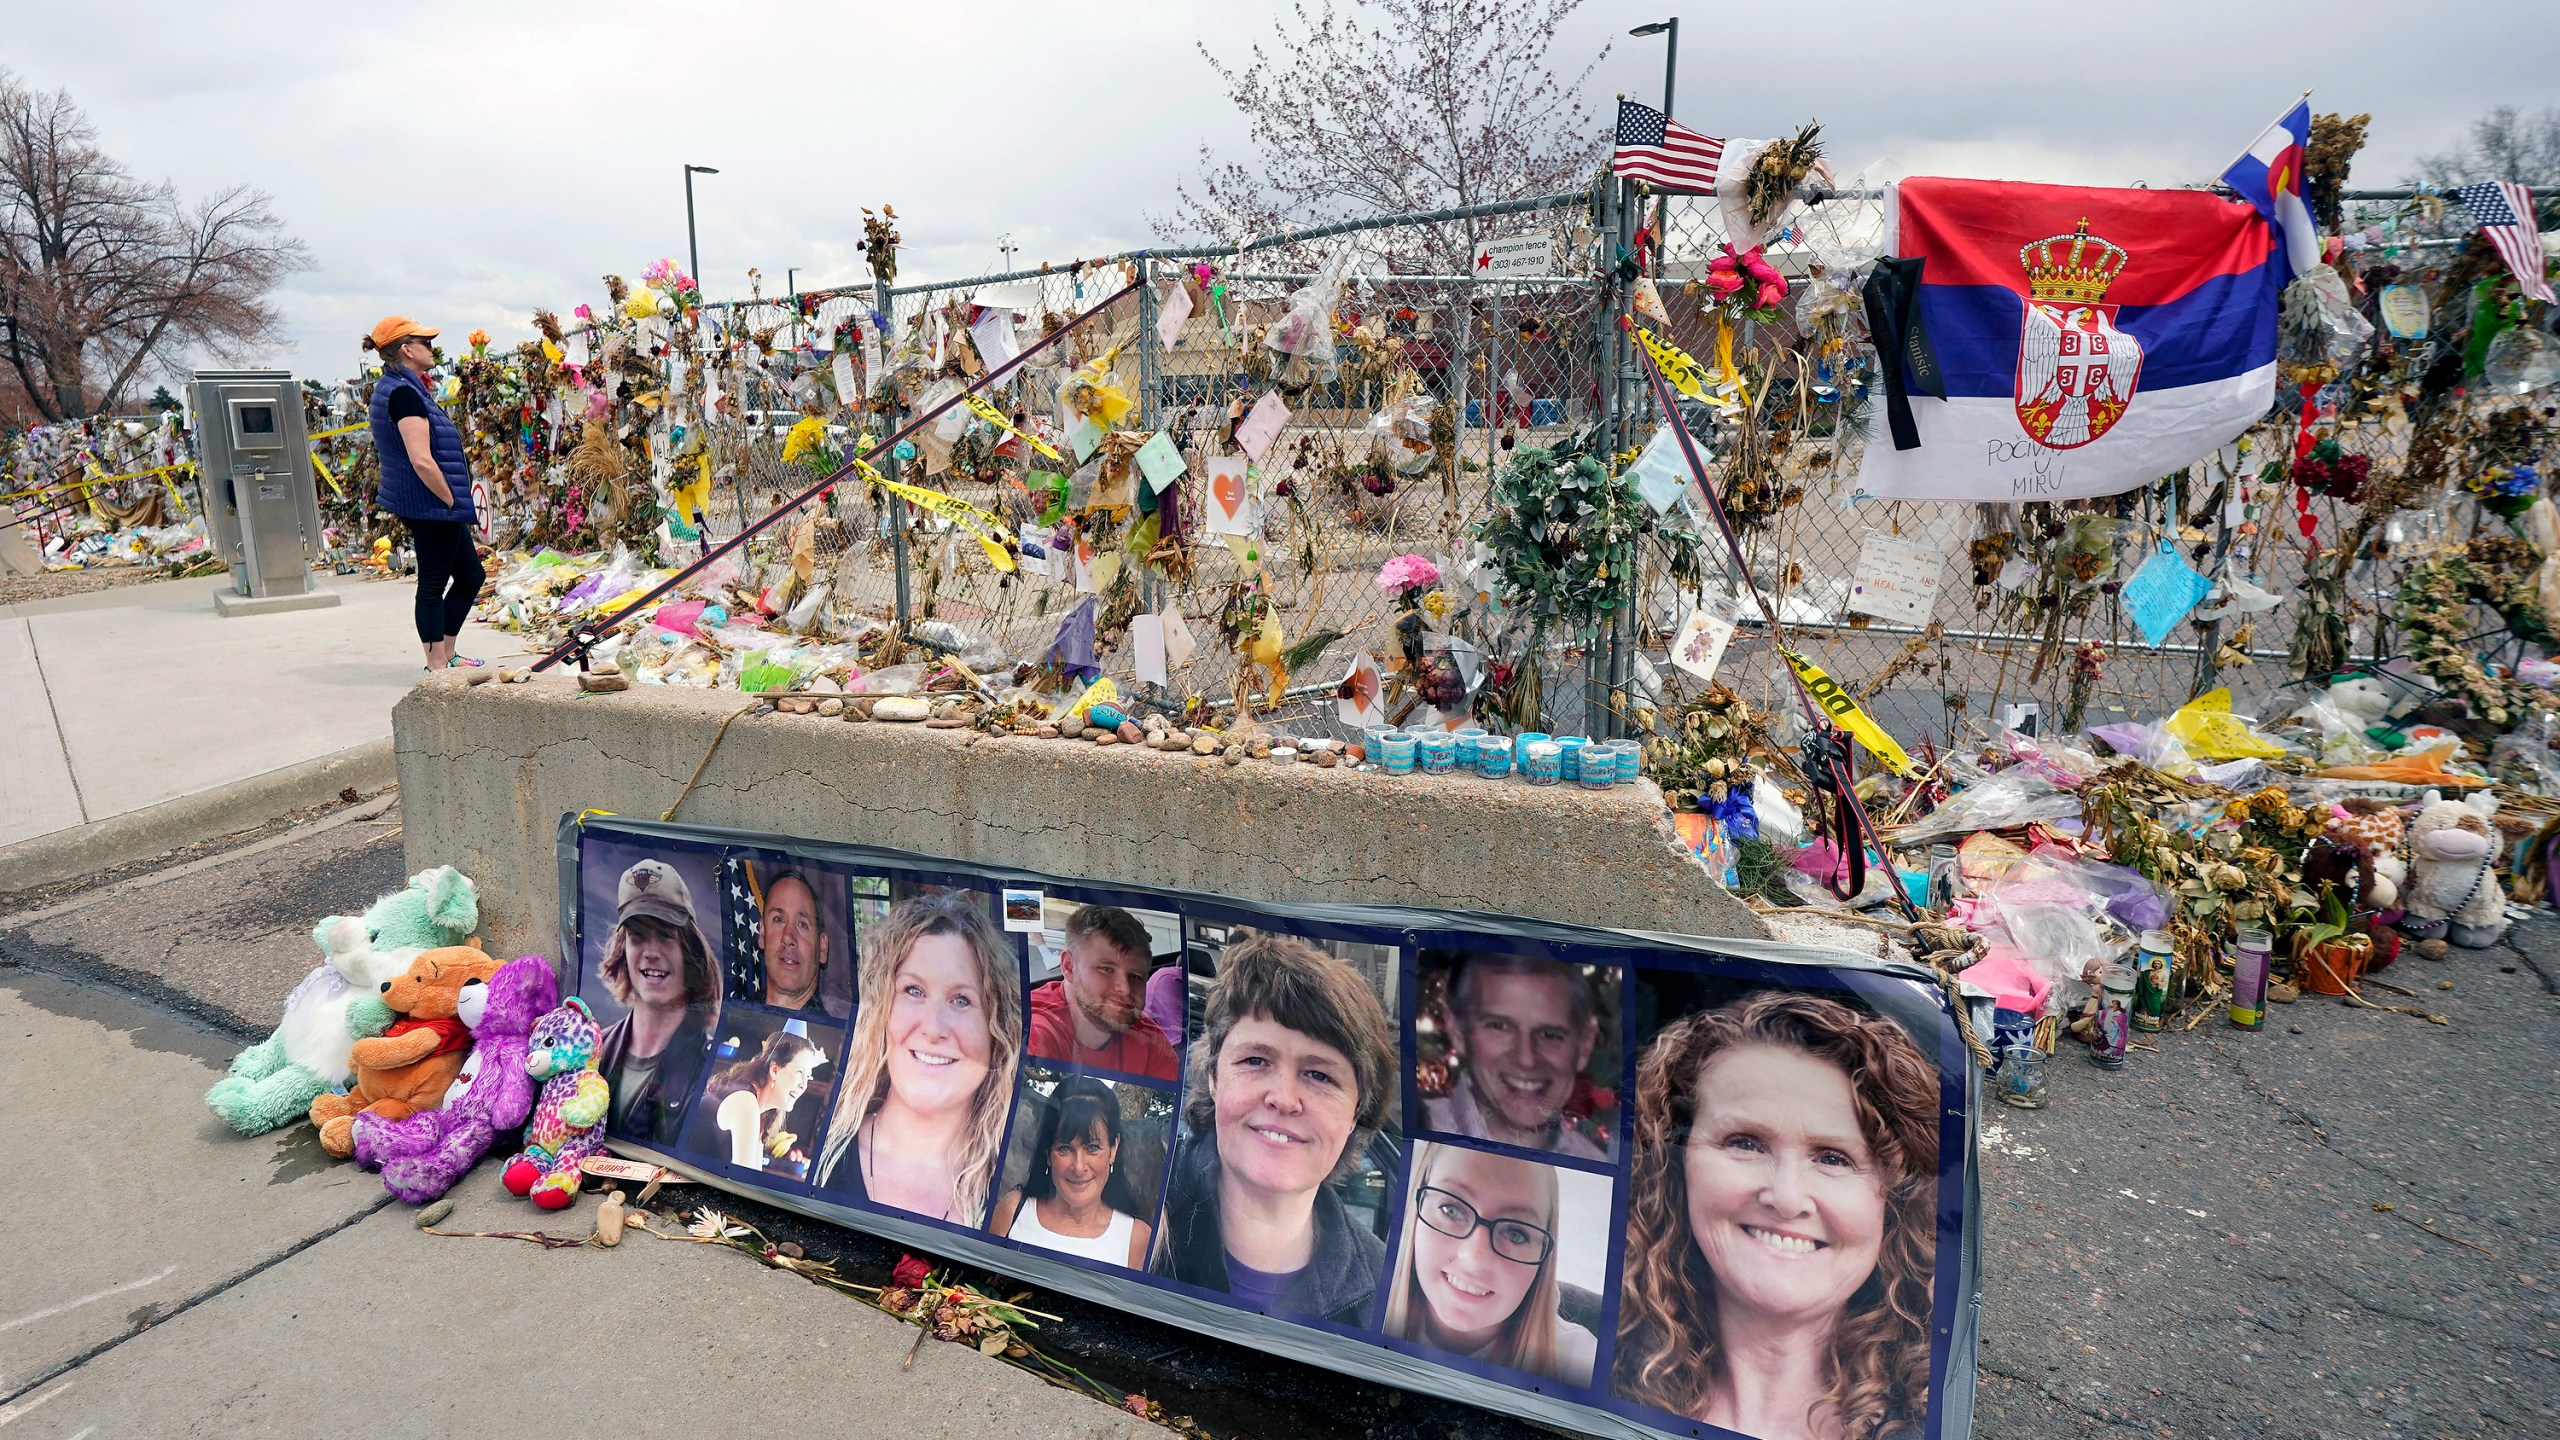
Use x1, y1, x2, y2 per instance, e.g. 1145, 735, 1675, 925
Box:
1704, 243, 1790, 324
467, 328, 490, 356
1377, 553, 1439, 600
782, 416, 836, 471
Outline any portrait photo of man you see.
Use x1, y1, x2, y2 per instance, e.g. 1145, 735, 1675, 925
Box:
1026, 903, 1181, 1081
721, 855, 851, 1020
1420, 953, 1616, 1161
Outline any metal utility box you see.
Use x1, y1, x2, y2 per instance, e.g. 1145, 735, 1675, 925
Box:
189, 368, 338, 615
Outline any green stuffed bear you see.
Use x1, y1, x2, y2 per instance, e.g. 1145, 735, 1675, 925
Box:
205, 866, 481, 1136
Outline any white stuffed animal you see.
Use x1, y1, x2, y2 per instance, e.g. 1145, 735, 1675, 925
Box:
205, 866, 480, 1135
2296, 675, 2395, 763
2397, 790, 2509, 948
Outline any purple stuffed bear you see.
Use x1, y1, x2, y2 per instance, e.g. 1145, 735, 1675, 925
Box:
351, 954, 558, 1203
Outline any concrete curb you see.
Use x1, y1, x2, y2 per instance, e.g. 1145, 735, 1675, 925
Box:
0, 738, 395, 897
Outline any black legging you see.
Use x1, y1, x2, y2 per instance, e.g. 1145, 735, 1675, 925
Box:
404, 517, 484, 646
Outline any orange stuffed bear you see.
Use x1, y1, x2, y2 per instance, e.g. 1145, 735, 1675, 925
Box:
311, 946, 502, 1157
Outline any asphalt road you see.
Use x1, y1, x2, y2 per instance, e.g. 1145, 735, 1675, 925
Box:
4, 799, 2554, 1439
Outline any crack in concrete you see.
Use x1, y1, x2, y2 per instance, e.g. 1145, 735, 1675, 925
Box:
0, 1193, 395, 1407
1976, 1360, 2145, 1433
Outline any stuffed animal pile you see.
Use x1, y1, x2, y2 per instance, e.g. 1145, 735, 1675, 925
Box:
212, 866, 626, 1209
206, 867, 480, 1136
353, 955, 558, 1203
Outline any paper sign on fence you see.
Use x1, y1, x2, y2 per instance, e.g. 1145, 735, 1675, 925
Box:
1156, 282, 1195, 348
1204, 455, 1254, 534
1133, 613, 1168, 684
1136, 432, 1186, 494
1236, 391, 1289, 462
1845, 532, 1946, 626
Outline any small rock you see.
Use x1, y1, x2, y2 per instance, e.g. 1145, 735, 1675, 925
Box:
2267, 982, 2300, 1004
872, 696, 932, 723
925, 716, 970, 729
1037, 724, 1060, 739
1346, 744, 1367, 765
1142, 713, 1170, 735
1248, 738, 1273, 758
1315, 749, 1339, 768
817, 698, 845, 718
465, 669, 494, 686
1191, 734, 1218, 756
2288, 1024, 2304, 1034
2416, 938, 2450, 961
1224, 750, 1244, 766
415, 1199, 454, 1229
1117, 719, 1144, 744
1094, 731, 1120, 746
778, 697, 815, 715
496, 667, 518, 683
1164, 728, 1189, 747
579, 667, 628, 694
1059, 718, 1088, 739
2436, 980, 2454, 991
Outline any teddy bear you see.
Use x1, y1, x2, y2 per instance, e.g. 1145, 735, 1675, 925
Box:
2398, 790, 2510, 948
206, 866, 480, 1137
503, 997, 612, 1210
350, 955, 559, 1203
310, 946, 505, 1157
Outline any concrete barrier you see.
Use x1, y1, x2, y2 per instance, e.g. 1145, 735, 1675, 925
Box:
393, 673, 1766, 959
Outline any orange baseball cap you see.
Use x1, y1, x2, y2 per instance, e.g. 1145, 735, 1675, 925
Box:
367, 316, 439, 352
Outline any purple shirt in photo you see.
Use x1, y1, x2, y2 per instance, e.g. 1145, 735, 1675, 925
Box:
1224, 1255, 1302, 1312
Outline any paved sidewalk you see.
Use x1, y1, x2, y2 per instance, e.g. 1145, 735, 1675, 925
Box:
0, 959, 1152, 1440
0, 571, 530, 851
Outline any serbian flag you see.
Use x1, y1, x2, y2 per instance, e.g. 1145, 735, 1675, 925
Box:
2223, 100, 2323, 279
1853, 178, 2279, 504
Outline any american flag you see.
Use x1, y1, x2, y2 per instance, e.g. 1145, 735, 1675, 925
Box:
1613, 99, 1723, 194
2455, 182, 2556, 305
723, 853, 764, 999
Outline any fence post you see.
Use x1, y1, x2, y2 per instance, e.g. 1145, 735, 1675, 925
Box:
1134, 255, 1165, 616
876, 274, 911, 635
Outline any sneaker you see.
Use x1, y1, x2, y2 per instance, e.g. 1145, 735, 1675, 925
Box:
445, 655, 485, 669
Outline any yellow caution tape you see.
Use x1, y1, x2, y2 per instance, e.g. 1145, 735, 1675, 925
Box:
1634, 326, 1713, 404
960, 393, 1064, 463
849, 457, 1016, 573
1779, 646, 1920, 778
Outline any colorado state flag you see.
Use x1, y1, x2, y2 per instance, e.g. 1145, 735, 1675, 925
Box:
2223, 100, 2323, 280
1854, 177, 2280, 504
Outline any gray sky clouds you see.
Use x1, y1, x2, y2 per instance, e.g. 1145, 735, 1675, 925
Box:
10, 1, 2551, 386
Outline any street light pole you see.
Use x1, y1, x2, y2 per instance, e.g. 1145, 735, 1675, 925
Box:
683, 163, 720, 287
1629, 18, 1678, 117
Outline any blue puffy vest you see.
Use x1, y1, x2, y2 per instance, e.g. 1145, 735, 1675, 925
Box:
369, 366, 475, 523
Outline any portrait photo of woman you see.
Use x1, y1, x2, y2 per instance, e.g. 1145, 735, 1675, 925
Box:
1383, 1141, 1609, 1389
1150, 930, 1401, 1326
989, 1073, 1165, 1270
814, 891, 1023, 1226
697, 1027, 829, 1176
1612, 988, 1942, 1440
584, 851, 724, 1148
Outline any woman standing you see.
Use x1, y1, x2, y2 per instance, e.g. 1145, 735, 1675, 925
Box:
989, 1076, 1156, 1269
701, 1029, 827, 1173
363, 317, 483, 672
1383, 1141, 1597, 1387
1612, 991, 1940, 1440
815, 893, 1022, 1225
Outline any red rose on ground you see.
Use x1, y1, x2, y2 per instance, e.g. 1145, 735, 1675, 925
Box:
892, 1254, 932, 1289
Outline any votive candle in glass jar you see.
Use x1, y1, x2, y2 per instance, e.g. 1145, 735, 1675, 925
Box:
1475, 735, 1515, 778
1416, 732, 1459, 774
1554, 736, 1590, 782
1377, 731, 1418, 775
1522, 740, 1564, 785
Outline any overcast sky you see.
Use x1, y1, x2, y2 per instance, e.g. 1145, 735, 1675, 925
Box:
11, 1, 2552, 386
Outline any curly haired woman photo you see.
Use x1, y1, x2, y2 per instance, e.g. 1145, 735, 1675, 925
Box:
1612, 990, 1941, 1440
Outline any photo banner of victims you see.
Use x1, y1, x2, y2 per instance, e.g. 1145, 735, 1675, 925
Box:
558, 814, 1986, 1440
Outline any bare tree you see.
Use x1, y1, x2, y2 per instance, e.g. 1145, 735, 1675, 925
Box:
2409, 104, 2560, 221
1156, 0, 1609, 270
0, 70, 307, 421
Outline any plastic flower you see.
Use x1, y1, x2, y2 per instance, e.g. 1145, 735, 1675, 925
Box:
1377, 553, 1441, 596
573, 303, 592, 321
891, 1254, 932, 1289
781, 416, 829, 465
